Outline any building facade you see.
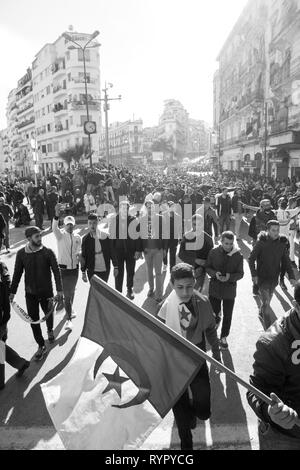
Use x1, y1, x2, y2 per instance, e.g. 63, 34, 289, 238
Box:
158, 99, 189, 161
214, 0, 300, 180
187, 119, 211, 158
99, 120, 143, 166
5, 30, 102, 177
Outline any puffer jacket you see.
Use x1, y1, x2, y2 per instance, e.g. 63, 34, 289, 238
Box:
247, 309, 300, 439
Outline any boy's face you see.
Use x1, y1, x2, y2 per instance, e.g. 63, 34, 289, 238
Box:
172, 278, 195, 304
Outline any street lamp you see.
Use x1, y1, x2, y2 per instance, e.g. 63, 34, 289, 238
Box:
62, 30, 100, 169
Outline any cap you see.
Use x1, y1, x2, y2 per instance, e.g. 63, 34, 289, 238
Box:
64, 216, 76, 226
25, 226, 41, 238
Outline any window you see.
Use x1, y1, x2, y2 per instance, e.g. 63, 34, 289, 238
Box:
65, 120, 69, 130
42, 145, 47, 154
70, 116, 73, 126
66, 51, 70, 61
68, 73, 71, 82
80, 115, 88, 126
78, 49, 90, 62
47, 105, 51, 114
47, 143, 53, 153
42, 108, 45, 116
46, 86, 51, 95
54, 142, 59, 152
47, 124, 51, 132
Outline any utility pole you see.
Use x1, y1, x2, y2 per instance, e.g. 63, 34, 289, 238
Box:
264, 101, 268, 176
97, 83, 121, 166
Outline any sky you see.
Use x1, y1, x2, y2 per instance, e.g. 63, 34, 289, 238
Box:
0, 0, 248, 130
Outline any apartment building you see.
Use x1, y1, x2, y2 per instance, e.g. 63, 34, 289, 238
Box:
99, 120, 143, 166
5, 30, 102, 177
214, 0, 300, 180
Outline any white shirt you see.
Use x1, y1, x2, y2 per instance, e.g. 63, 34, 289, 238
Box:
52, 219, 81, 269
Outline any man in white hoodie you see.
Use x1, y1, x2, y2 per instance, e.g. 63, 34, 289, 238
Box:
53, 204, 81, 331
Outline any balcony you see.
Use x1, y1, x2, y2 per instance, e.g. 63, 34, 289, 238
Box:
17, 102, 34, 115
53, 102, 68, 113
70, 100, 100, 111
55, 123, 69, 133
16, 85, 33, 101
51, 58, 66, 75
53, 84, 67, 95
17, 116, 35, 129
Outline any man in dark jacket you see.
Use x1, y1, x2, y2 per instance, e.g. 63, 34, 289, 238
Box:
247, 282, 300, 450
206, 231, 244, 350
108, 201, 142, 300
0, 261, 30, 390
247, 200, 277, 242
81, 213, 118, 284
10, 227, 63, 361
32, 188, 45, 230
249, 220, 296, 330
138, 201, 168, 303
202, 197, 219, 242
0, 197, 13, 253
216, 188, 232, 233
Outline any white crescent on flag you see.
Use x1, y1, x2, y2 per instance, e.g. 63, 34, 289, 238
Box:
41, 337, 161, 450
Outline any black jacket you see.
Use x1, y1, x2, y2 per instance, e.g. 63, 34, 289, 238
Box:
81, 232, 118, 275
217, 195, 232, 217
109, 215, 142, 256
0, 262, 11, 327
247, 309, 300, 439
11, 246, 62, 298
249, 232, 295, 283
231, 195, 247, 214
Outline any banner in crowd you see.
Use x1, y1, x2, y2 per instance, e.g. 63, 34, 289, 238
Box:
41, 277, 203, 450
11, 299, 57, 324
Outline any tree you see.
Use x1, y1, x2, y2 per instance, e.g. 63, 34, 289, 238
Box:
151, 136, 175, 161
59, 144, 88, 168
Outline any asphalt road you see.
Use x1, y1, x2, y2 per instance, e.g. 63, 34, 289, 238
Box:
0, 218, 297, 450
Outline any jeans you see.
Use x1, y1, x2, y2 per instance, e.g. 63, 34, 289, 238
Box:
258, 281, 277, 330
105, 186, 115, 202
35, 212, 44, 229
209, 296, 235, 338
219, 214, 231, 233
233, 213, 243, 238
144, 248, 164, 299
115, 253, 136, 293
0, 329, 27, 388
25, 294, 53, 347
60, 268, 79, 319
163, 241, 178, 271
88, 271, 109, 283
173, 363, 211, 450
289, 230, 296, 262
258, 421, 300, 450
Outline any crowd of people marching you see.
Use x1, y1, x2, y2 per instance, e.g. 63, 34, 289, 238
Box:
0, 161, 300, 450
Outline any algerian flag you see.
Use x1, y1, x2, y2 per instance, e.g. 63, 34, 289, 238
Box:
41, 277, 203, 450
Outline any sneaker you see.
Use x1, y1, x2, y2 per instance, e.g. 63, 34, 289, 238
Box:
147, 289, 155, 298
65, 320, 73, 331
71, 311, 77, 319
280, 280, 288, 291
220, 338, 229, 350
35, 346, 47, 361
56, 299, 64, 312
253, 285, 259, 296
47, 330, 55, 343
162, 264, 168, 273
16, 361, 30, 378
126, 290, 135, 300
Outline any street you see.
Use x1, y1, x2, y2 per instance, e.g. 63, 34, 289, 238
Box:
0, 219, 296, 450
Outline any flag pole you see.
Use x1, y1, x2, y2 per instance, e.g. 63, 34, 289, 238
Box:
91, 278, 272, 408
